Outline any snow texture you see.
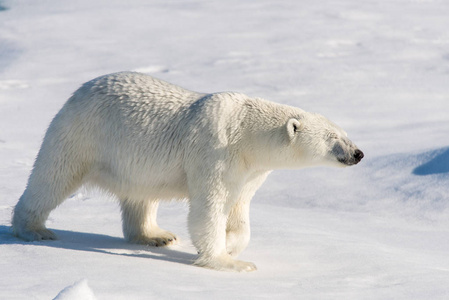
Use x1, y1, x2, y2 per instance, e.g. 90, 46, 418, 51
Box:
53, 279, 97, 300
1, 0, 448, 299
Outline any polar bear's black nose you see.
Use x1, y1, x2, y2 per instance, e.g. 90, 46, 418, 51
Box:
354, 149, 364, 163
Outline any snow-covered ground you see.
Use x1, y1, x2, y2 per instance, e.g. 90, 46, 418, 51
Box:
1, 0, 448, 299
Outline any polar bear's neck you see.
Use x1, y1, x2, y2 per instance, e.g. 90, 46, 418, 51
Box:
236, 97, 305, 170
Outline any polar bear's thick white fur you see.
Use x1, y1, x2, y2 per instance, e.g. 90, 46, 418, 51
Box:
12, 72, 363, 272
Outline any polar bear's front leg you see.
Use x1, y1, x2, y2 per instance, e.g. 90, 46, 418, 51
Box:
226, 201, 250, 257
226, 171, 270, 257
188, 190, 257, 272
120, 199, 177, 247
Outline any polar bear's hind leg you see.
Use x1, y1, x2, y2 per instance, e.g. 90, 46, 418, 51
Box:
120, 199, 178, 247
12, 144, 88, 241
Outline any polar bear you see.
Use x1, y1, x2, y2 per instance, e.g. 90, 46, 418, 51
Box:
12, 72, 363, 272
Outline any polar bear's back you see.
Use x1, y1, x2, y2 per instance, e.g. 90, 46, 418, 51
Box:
70, 72, 200, 122
62, 72, 203, 138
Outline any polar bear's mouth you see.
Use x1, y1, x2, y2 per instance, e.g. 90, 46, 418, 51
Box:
338, 157, 357, 166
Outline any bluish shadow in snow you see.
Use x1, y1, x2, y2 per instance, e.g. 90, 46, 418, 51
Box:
413, 147, 449, 176
0, 1, 8, 11
0, 225, 14, 244
0, 225, 196, 266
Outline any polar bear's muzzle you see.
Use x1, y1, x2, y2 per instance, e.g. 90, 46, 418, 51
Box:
332, 141, 364, 166
336, 148, 364, 166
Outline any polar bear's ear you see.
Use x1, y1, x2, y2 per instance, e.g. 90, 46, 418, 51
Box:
287, 118, 302, 140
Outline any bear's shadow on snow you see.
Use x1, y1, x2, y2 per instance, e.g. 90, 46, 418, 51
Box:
0, 225, 196, 266
413, 147, 449, 176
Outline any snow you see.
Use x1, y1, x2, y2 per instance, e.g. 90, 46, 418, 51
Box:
53, 279, 97, 300
1, 0, 448, 299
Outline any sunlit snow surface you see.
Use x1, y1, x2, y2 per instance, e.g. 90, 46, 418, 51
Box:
1, 0, 448, 299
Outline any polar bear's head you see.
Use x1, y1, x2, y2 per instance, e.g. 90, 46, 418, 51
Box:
285, 113, 363, 168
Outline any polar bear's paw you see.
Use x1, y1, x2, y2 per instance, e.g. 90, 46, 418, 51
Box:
227, 260, 257, 272
130, 229, 178, 247
195, 254, 257, 272
14, 227, 57, 242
